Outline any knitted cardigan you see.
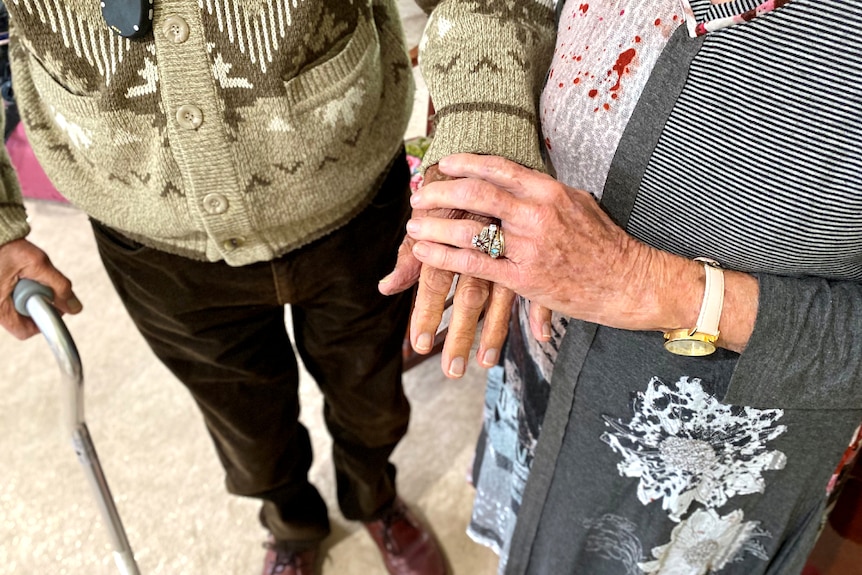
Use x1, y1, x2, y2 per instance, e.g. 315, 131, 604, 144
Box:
0, 0, 413, 265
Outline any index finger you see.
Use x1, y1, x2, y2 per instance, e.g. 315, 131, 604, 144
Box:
437, 154, 550, 195
412, 177, 517, 224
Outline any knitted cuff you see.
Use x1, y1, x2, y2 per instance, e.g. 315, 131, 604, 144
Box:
0, 203, 31, 246
421, 107, 545, 173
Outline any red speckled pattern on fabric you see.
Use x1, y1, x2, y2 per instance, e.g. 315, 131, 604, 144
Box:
540, 0, 682, 198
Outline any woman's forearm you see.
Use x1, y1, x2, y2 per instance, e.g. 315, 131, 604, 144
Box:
636, 248, 760, 354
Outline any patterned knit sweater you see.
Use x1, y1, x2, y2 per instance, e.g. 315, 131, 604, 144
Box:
0, 0, 413, 265
418, 0, 557, 173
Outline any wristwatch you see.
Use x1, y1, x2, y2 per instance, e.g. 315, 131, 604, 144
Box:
663, 257, 724, 356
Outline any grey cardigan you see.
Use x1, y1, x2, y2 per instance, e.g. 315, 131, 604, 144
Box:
506, 22, 862, 575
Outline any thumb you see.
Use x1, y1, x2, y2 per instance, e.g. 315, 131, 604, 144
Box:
378, 235, 422, 295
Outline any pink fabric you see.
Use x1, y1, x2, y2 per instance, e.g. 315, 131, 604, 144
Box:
6, 122, 66, 203
680, 0, 794, 36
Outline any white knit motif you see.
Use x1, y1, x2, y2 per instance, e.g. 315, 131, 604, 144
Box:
125, 45, 159, 98
198, 0, 308, 73
316, 83, 366, 128
12, 0, 135, 88
207, 43, 255, 89
49, 105, 93, 149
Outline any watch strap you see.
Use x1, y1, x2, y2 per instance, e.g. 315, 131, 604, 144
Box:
692, 257, 724, 338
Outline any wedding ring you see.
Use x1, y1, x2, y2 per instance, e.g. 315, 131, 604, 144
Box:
471, 223, 496, 254
471, 223, 505, 258
489, 227, 505, 259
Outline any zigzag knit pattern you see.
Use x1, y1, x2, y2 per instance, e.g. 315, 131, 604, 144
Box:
0, 0, 413, 265
418, 0, 557, 172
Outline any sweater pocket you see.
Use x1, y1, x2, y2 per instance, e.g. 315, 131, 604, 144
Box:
16, 46, 190, 242
24, 51, 101, 126
279, 13, 382, 126
20, 49, 173, 203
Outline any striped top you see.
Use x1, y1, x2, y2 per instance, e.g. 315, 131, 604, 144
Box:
542, 0, 862, 280
629, 0, 862, 280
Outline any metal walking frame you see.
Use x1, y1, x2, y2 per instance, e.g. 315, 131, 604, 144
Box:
13, 279, 141, 575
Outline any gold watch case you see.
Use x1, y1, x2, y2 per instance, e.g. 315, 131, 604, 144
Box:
663, 328, 718, 357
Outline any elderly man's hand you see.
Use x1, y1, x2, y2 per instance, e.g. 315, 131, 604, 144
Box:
380, 164, 540, 378
0, 238, 82, 339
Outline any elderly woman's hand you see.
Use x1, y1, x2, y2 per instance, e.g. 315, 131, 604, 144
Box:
406, 154, 758, 343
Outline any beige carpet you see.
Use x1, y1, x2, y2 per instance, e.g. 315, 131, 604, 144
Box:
0, 4, 500, 573
0, 197, 498, 575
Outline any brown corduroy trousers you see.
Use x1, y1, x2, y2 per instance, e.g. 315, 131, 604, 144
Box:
91, 154, 413, 550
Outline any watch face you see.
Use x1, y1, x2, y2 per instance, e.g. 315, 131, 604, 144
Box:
664, 338, 717, 357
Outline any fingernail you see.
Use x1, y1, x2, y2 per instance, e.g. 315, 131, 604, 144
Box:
482, 348, 498, 367
449, 356, 465, 377
410, 193, 422, 206
406, 219, 420, 233
378, 272, 394, 284
412, 243, 429, 257
416, 332, 433, 352
67, 296, 83, 313
542, 322, 551, 340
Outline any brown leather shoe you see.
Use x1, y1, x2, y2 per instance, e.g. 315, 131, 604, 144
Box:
363, 498, 447, 575
261, 536, 320, 575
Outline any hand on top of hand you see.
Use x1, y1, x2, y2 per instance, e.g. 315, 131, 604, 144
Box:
379, 164, 552, 378
0, 238, 82, 339
405, 153, 684, 334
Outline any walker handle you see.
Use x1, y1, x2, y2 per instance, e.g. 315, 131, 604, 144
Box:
12, 278, 54, 316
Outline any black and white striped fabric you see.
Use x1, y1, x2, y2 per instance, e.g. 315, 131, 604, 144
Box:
627, 0, 862, 280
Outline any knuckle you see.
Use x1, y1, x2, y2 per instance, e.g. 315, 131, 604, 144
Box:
413, 294, 447, 320
438, 248, 466, 276
25, 249, 51, 268
455, 279, 490, 310
56, 276, 73, 294
460, 225, 480, 247
459, 179, 486, 206
412, 302, 444, 326
420, 266, 454, 297
484, 155, 511, 177
444, 327, 478, 352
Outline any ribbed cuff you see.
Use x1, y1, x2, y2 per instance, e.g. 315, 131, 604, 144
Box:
421, 108, 546, 173
0, 204, 31, 246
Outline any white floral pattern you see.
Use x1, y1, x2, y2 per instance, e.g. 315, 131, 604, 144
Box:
601, 377, 787, 521
639, 508, 769, 575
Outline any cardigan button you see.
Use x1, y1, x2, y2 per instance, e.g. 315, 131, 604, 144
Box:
176, 104, 203, 130
162, 15, 190, 44
223, 238, 245, 251
202, 193, 229, 215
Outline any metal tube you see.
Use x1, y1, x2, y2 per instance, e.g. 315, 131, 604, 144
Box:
72, 425, 140, 574
17, 284, 140, 574
25, 296, 85, 432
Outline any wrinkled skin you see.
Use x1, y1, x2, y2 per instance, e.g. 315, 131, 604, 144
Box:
0, 238, 82, 339
379, 164, 552, 378
403, 154, 759, 353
